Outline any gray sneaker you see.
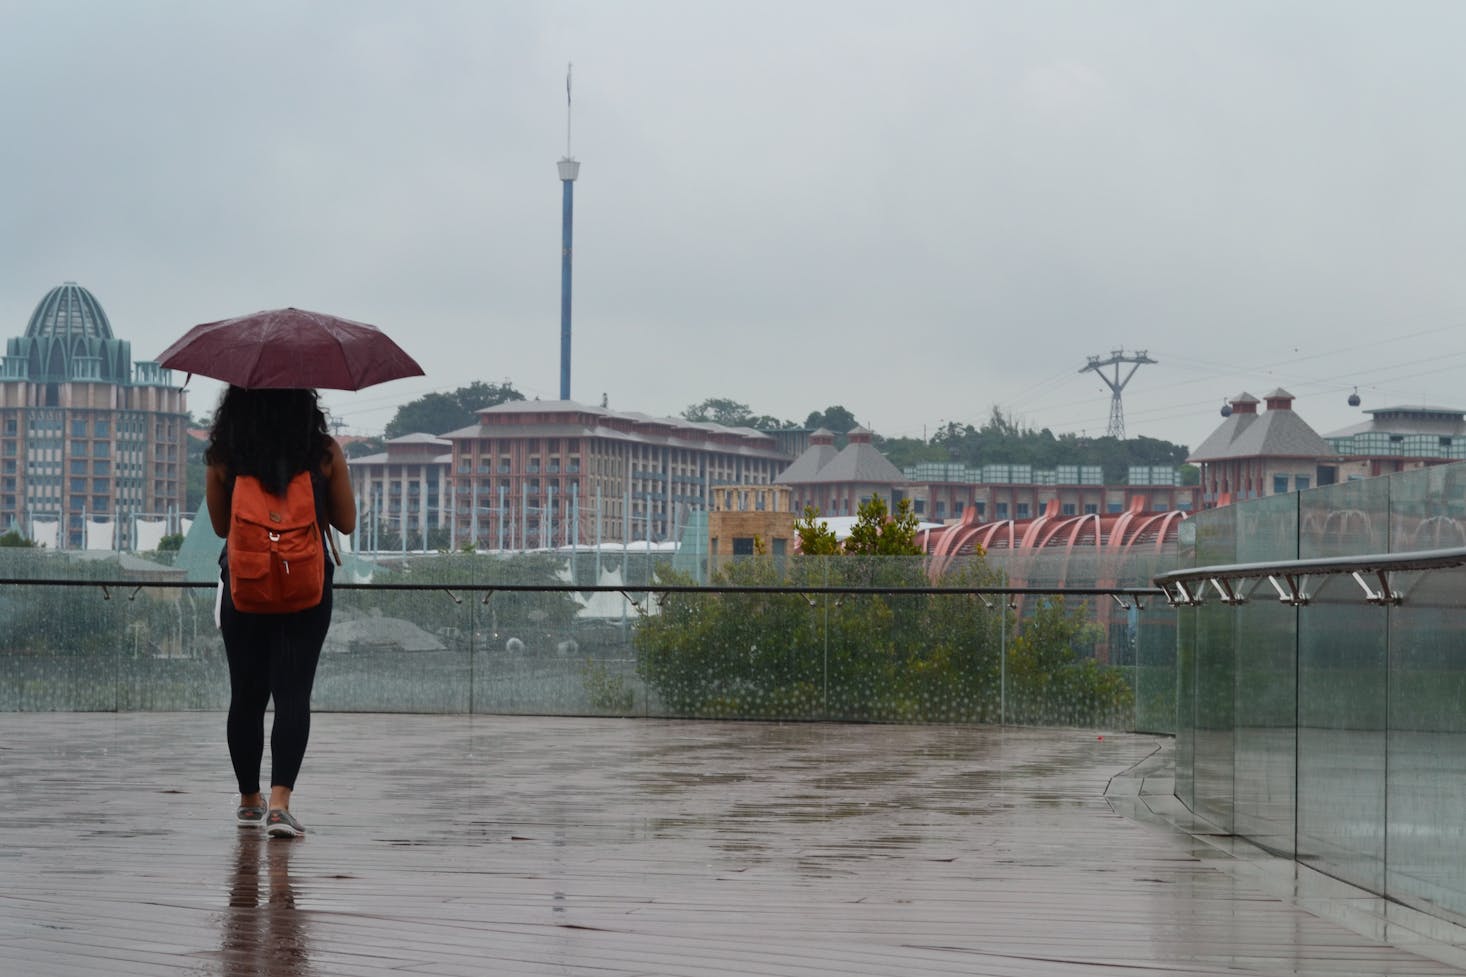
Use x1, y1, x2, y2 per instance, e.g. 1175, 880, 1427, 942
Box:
265, 808, 305, 838
236, 796, 267, 828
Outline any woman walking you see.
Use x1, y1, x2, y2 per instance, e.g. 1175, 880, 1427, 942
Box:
206, 386, 355, 838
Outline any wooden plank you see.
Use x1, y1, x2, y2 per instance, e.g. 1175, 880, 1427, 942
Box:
0, 713, 1461, 976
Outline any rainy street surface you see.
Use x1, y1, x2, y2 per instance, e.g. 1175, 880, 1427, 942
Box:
3, 714, 1466, 976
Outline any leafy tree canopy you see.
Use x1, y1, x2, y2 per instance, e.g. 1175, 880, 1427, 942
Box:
794, 497, 922, 556
384, 381, 524, 439
682, 397, 792, 431
804, 405, 859, 434
342, 436, 385, 459
926, 406, 1187, 482
0, 529, 37, 548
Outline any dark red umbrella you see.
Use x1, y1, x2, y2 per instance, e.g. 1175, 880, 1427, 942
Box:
156, 307, 424, 390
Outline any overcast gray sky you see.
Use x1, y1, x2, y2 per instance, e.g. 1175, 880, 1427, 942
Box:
4, 1, 1465, 450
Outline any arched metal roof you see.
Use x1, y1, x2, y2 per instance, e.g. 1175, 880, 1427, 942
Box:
25, 281, 114, 342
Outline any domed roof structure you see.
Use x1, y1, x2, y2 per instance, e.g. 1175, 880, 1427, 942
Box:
25, 282, 115, 342
5, 281, 130, 383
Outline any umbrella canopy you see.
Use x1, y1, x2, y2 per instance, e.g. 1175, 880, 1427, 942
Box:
156, 307, 424, 391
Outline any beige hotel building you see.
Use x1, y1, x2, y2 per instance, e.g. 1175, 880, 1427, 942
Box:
0, 283, 187, 549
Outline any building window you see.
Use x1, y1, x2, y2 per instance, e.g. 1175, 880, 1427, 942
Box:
1061, 503, 1077, 516
1295, 476, 1310, 492
1083, 503, 1098, 515
995, 502, 1008, 519
1273, 475, 1289, 495
1016, 503, 1030, 518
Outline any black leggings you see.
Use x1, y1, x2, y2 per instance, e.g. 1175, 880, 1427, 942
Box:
220, 579, 332, 794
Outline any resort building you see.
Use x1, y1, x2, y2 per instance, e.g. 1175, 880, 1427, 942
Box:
1189, 389, 1339, 507
1324, 404, 1466, 477
347, 433, 453, 550
441, 400, 792, 549
778, 428, 1200, 523
0, 282, 187, 549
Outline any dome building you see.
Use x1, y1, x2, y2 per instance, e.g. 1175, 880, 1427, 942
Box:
0, 282, 188, 549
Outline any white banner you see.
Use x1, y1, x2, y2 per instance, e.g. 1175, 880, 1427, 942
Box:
84, 517, 115, 551
133, 517, 167, 552
30, 518, 60, 550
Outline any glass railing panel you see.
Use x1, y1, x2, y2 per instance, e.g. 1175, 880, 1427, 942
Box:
1385, 464, 1466, 915
116, 584, 227, 710
1231, 493, 1298, 857
0, 580, 128, 710
1, 547, 1163, 728
1190, 502, 1237, 832
1385, 565, 1466, 916
315, 556, 474, 712
1296, 476, 1389, 893
1174, 603, 1196, 807
1132, 597, 1176, 735
1170, 519, 1198, 803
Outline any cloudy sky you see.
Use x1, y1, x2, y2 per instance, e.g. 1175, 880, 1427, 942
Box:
4, 1, 1465, 450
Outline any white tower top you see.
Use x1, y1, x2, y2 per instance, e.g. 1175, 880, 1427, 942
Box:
558, 62, 579, 181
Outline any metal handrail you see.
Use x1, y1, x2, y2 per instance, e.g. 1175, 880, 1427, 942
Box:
1152, 545, 1466, 607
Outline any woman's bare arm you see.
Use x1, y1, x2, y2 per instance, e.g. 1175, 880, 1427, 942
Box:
323, 438, 358, 535
205, 463, 232, 537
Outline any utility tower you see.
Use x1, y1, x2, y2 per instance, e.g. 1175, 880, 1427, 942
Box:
1079, 349, 1157, 439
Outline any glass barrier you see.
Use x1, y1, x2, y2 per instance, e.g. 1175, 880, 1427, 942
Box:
1175, 460, 1466, 923
1385, 464, 1466, 919
1231, 493, 1297, 857
1191, 500, 1237, 832
1297, 476, 1389, 893
0, 548, 1166, 733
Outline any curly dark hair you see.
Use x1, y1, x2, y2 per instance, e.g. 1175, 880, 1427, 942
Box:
205, 386, 330, 495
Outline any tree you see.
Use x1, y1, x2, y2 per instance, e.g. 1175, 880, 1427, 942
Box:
923, 406, 1190, 482
384, 381, 524, 438
684, 398, 793, 431
157, 533, 184, 552
793, 506, 840, 555
872, 433, 943, 469
805, 405, 859, 434
342, 436, 385, 459
842, 496, 921, 556
0, 529, 37, 548
684, 397, 753, 426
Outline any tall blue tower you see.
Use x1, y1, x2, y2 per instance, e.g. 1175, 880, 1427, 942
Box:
558, 64, 579, 401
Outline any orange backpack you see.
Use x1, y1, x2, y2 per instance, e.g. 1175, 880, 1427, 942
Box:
227, 470, 325, 614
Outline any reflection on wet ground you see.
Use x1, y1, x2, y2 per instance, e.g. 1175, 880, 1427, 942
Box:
223, 832, 311, 976
1, 713, 1464, 976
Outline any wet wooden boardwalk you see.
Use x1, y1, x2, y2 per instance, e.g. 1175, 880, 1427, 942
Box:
2, 714, 1464, 977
